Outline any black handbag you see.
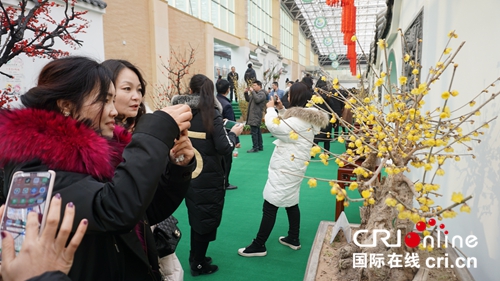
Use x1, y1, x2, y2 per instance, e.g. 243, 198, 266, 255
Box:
153, 215, 182, 258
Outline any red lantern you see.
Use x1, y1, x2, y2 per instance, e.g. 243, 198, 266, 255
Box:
326, 0, 357, 75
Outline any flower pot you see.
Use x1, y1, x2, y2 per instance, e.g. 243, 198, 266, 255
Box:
305, 221, 476, 281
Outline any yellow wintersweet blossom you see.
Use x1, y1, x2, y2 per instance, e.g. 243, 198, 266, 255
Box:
273, 117, 281, 125
343, 201, 350, 207
414, 182, 423, 192
310, 146, 321, 156
349, 182, 358, 191
440, 106, 451, 119
307, 178, 317, 188
444, 48, 452, 55
381, 72, 386, 78
403, 54, 410, 62
330, 117, 336, 124
451, 90, 459, 97
377, 39, 387, 49
436, 168, 445, 176
436, 62, 444, 69
460, 204, 471, 213
410, 213, 420, 223
451, 192, 464, 203
351, 35, 357, 42
398, 210, 410, 220
356, 73, 361, 79
385, 197, 397, 207
368, 198, 375, 205
304, 161, 309, 166
330, 186, 338, 195
319, 153, 328, 160
412, 69, 419, 75
399, 76, 407, 85
337, 136, 345, 143
321, 159, 329, 166
447, 30, 458, 38
455, 156, 461, 161
363, 97, 371, 103
442, 210, 457, 219
311, 95, 324, 104
396, 203, 405, 212
361, 190, 371, 199
469, 100, 476, 107
321, 76, 326, 81
289, 131, 299, 140
441, 91, 450, 99
375, 78, 384, 87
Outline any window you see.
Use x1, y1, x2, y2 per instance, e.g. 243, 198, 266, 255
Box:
299, 31, 306, 65
248, 0, 272, 45
168, 0, 235, 35
280, 7, 293, 60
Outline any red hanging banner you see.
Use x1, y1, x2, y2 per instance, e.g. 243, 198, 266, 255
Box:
326, 0, 357, 75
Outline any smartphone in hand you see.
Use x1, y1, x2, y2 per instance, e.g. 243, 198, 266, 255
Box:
223, 119, 240, 130
0, 170, 56, 261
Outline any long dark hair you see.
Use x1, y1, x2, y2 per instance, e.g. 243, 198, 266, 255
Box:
101, 59, 146, 130
22, 56, 113, 118
189, 74, 215, 134
289, 82, 312, 108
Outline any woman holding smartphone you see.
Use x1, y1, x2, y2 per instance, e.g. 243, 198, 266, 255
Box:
238, 82, 329, 257
172, 74, 243, 276
0, 56, 195, 281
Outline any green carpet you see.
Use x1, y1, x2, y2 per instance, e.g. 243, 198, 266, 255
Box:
173, 133, 362, 280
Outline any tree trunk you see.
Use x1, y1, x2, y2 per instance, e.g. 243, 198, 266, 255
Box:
339, 172, 417, 281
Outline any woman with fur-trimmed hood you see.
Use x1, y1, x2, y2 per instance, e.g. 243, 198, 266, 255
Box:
239, 82, 329, 257
172, 74, 243, 277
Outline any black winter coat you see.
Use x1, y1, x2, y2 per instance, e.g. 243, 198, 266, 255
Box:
0, 109, 194, 281
172, 94, 237, 235
314, 91, 343, 141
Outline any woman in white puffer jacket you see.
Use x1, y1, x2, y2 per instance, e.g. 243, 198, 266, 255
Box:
238, 82, 329, 257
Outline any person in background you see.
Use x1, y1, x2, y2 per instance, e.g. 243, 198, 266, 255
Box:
301, 73, 314, 90
313, 77, 342, 154
216, 79, 239, 190
227, 66, 239, 102
0, 56, 195, 281
238, 82, 329, 257
269, 82, 285, 100
172, 74, 243, 276
0, 195, 88, 281
244, 63, 257, 86
281, 80, 293, 109
244, 80, 267, 153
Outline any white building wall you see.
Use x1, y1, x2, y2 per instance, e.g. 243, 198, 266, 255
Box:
0, 0, 105, 93
394, 1, 500, 280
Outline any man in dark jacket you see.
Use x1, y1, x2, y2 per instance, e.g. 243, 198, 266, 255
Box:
227, 66, 239, 102
216, 79, 239, 190
244, 63, 257, 86
244, 80, 267, 153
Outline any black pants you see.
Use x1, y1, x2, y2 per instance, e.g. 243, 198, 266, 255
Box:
255, 200, 300, 246
229, 87, 237, 101
250, 125, 263, 150
223, 153, 232, 187
190, 228, 217, 263
313, 138, 331, 151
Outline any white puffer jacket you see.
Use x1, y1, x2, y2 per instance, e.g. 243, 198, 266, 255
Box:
263, 106, 329, 207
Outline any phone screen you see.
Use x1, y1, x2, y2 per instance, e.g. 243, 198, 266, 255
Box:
0, 171, 55, 260
224, 120, 238, 130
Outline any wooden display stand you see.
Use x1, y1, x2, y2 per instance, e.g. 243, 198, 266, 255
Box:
335, 160, 380, 221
